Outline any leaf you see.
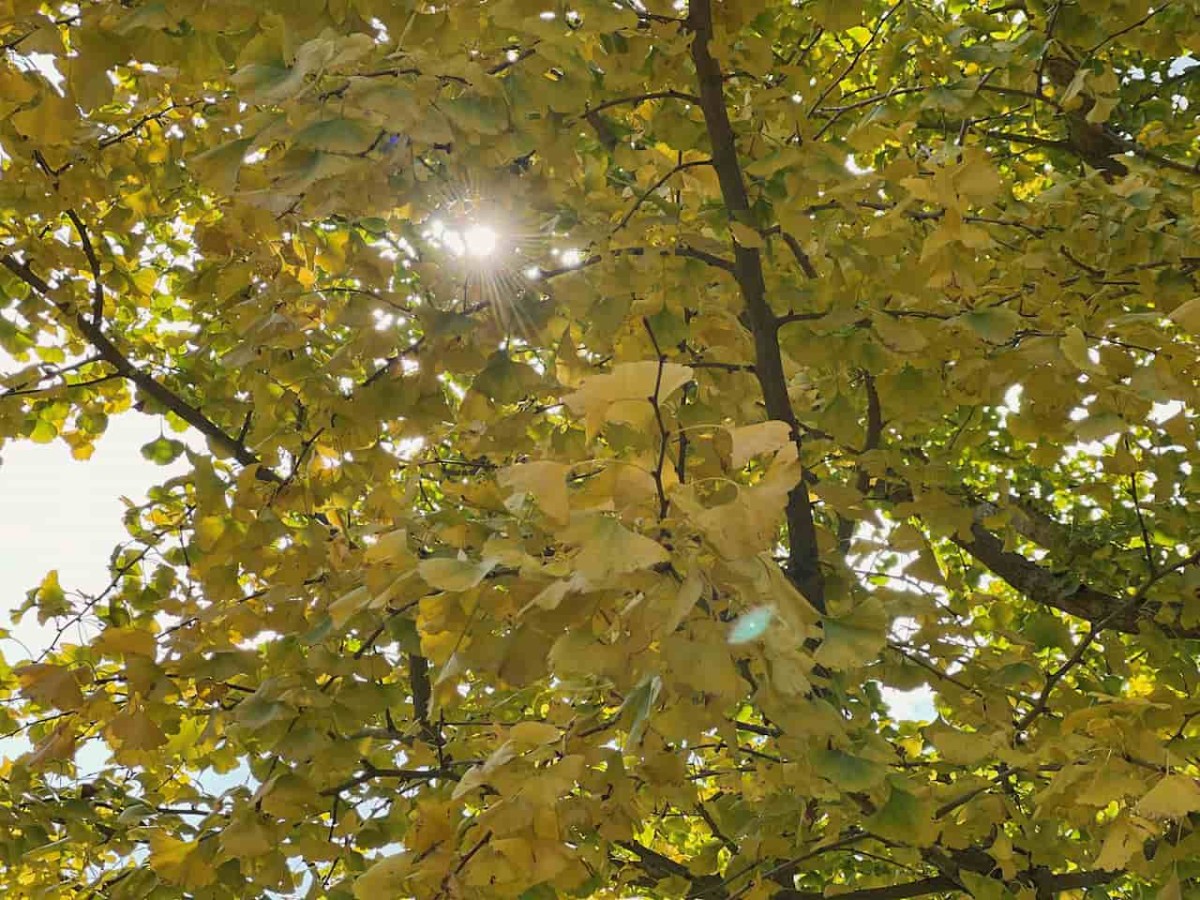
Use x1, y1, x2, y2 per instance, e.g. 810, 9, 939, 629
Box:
11, 90, 78, 145
868, 780, 936, 844
140, 437, 186, 465
730, 222, 764, 247
814, 596, 888, 670
443, 94, 510, 135
727, 420, 793, 469
1060, 325, 1103, 374
94, 627, 157, 658
418, 555, 498, 592
219, 812, 274, 859
190, 138, 254, 194
16, 664, 85, 711
354, 854, 412, 899
565, 361, 692, 436
106, 703, 167, 753
1135, 775, 1200, 819
149, 834, 217, 889
664, 567, 706, 634
500, 461, 571, 525
621, 673, 662, 750
961, 306, 1021, 344
1168, 298, 1200, 333
560, 513, 669, 583
1095, 816, 1154, 870
812, 747, 886, 792
509, 721, 560, 745
293, 118, 379, 154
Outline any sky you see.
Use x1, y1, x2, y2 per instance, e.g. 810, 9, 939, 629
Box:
0, 408, 186, 765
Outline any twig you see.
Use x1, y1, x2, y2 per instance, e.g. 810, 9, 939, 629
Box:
614, 159, 713, 233
642, 317, 672, 520
807, 1, 903, 116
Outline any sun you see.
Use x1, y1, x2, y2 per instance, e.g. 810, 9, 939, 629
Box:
462, 223, 498, 258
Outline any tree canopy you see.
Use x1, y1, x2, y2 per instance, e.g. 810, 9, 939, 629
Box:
2, 0, 1200, 897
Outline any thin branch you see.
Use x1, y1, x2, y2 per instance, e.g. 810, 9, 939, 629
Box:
1128, 467, 1157, 579
584, 89, 700, 117
486, 44, 538, 76
643, 317, 672, 520
1087, 1, 1170, 55
1016, 548, 1200, 731
1, 372, 120, 399
535, 243, 735, 280
807, 1, 903, 116
614, 158, 713, 233
63, 209, 106, 324
775, 230, 818, 279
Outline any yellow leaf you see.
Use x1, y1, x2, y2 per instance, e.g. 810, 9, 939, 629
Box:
25, 721, 77, 769
106, 703, 167, 753
727, 420, 793, 469
220, 812, 274, 859
500, 461, 571, 524
814, 596, 889, 671
419, 555, 497, 591
730, 221, 764, 247
1168, 297, 1200, 334
1136, 775, 1200, 819
565, 361, 692, 437
149, 833, 217, 889
95, 627, 157, 658
11, 90, 78, 144
16, 664, 85, 711
509, 721, 560, 745
561, 513, 668, 583
1095, 816, 1154, 870
663, 567, 706, 634
354, 854, 412, 899
1060, 325, 1103, 374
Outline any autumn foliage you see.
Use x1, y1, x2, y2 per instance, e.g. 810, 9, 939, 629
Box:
2, 0, 1200, 897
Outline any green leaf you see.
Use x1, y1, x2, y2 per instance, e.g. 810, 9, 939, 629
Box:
814, 596, 888, 670
140, 437, 186, 465
961, 307, 1021, 344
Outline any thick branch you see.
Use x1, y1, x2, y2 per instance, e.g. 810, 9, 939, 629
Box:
778, 867, 1118, 900
688, 0, 824, 610
776, 877, 956, 900
952, 522, 1200, 638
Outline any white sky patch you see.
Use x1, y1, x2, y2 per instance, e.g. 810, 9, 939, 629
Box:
0, 412, 191, 656
882, 685, 936, 722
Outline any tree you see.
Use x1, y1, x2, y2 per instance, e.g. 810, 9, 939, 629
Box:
1, 0, 1198, 896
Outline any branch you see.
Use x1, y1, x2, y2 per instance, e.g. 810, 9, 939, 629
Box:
952, 520, 1200, 638
807, 1, 903, 116
774, 229, 818, 279
614, 158, 713, 232
1, 254, 276, 481
689, 0, 824, 610
408, 653, 441, 748
318, 762, 460, 797
63, 209, 105, 323
779, 866, 1120, 900
585, 89, 700, 117
536, 243, 735, 280
775, 877, 956, 900
643, 318, 673, 520
486, 44, 538, 76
